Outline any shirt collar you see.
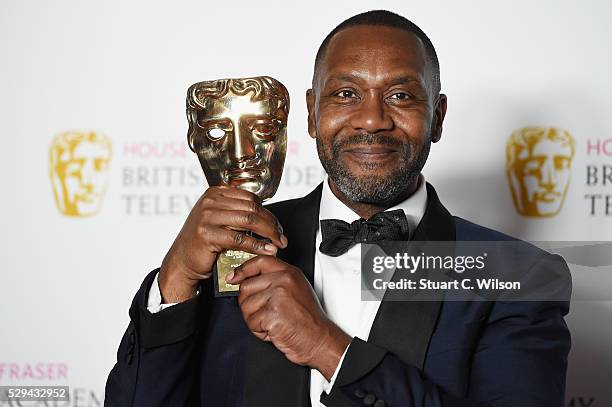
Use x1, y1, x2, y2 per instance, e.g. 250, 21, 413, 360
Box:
318, 174, 428, 235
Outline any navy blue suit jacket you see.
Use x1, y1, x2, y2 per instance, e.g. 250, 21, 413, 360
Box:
105, 183, 571, 406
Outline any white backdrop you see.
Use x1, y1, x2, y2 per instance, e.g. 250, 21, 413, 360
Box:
1, 0, 611, 405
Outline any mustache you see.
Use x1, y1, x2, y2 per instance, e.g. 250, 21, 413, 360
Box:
332, 133, 403, 153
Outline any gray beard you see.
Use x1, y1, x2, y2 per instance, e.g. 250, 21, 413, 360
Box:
316, 133, 430, 204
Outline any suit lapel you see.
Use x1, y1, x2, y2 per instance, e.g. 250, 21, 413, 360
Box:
279, 185, 322, 287
368, 183, 455, 370
244, 184, 322, 407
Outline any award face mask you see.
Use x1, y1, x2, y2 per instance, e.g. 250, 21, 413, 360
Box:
186, 76, 289, 200
506, 127, 575, 217
49, 131, 112, 217
186, 76, 290, 296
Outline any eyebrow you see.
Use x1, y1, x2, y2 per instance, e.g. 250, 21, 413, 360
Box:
325, 73, 421, 87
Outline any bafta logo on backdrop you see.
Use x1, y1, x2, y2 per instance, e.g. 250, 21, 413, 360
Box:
506, 127, 575, 217
49, 131, 112, 217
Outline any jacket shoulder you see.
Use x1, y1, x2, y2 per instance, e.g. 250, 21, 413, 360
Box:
454, 216, 518, 242
454, 216, 552, 260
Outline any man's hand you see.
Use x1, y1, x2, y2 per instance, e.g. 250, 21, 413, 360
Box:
227, 256, 351, 381
158, 186, 288, 304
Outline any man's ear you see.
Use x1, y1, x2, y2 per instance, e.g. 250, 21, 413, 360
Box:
306, 89, 317, 139
431, 94, 447, 143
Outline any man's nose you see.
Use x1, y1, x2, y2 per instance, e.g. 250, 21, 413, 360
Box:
230, 122, 256, 164
349, 91, 394, 133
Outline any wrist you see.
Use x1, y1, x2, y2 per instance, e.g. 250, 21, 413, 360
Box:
310, 321, 351, 381
158, 259, 199, 303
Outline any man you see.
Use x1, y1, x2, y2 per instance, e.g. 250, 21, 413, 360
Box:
105, 10, 570, 407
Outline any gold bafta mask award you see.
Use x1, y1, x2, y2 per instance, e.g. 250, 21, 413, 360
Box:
49, 131, 112, 217
186, 76, 289, 296
506, 127, 575, 217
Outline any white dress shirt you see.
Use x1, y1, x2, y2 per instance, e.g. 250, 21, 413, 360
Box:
147, 175, 428, 407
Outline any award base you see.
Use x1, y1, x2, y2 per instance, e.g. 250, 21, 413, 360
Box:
213, 249, 257, 297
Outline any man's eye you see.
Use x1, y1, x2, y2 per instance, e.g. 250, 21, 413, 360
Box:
388, 92, 412, 100
335, 90, 358, 99
206, 128, 226, 141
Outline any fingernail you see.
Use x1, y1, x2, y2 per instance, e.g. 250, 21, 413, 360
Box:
226, 271, 235, 282
265, 243, 277, 253
280, 234, 288, 248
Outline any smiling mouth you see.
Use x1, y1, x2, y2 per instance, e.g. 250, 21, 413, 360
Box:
343, 146, 398, 159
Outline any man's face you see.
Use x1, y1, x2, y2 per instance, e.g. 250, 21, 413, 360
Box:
191, 89, 287, 200
50, 134, 112, 217
307, 25, 446, 204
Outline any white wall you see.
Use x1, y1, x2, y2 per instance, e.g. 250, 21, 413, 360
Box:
1, 0, 610, 405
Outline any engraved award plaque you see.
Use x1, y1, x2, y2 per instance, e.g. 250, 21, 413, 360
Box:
186, 76, 289, 297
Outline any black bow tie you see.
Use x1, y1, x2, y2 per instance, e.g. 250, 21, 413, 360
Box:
319, 209, 410, 257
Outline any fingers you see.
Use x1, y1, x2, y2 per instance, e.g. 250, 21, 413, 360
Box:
227, 255, 292, 284
207, 227, 279, 256
237, 280, 276, 342
206, 209, 286, 249
207, 186, 262, 203
199, 188, 287, 249
244, 307, 273, 342
161, 185, 281, 293
237, 284, 273, 316
201, 195, 269, 217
